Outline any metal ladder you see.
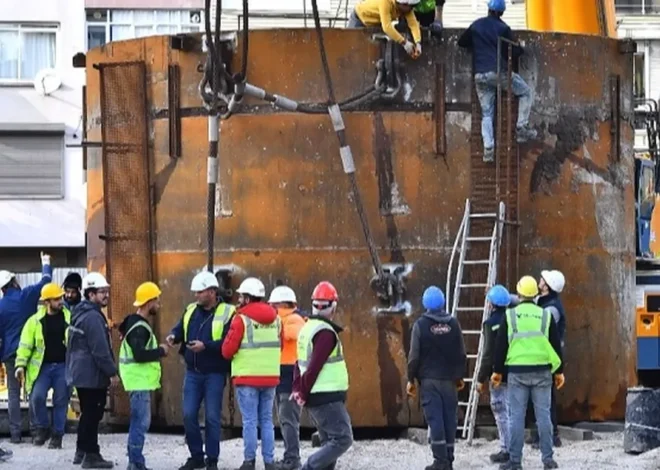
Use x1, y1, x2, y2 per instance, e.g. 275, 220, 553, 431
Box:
445, 198, 506, 444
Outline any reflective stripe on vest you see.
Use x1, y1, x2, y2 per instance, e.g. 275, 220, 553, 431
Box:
296, 318, 349, 394
505, 304, 561, 373
119, 320, 162, 391
182, 302, 235, 341
231, 314, 281, 378
507, 306, 550, 343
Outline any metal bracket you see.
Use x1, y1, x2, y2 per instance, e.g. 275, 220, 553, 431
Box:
618, 39, 637, 55
168, 64, 182, 159
610, 74, 621, 162
371, 263, 413, 315
170, 34, 199, 52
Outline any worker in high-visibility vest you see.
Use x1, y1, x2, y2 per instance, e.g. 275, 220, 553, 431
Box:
118, 282, 169, 470
492, 276, 565, 470
291, 281, 353, 470
166, 271, 236, 470
15, 283, 71, 450
222, 277, 282, 470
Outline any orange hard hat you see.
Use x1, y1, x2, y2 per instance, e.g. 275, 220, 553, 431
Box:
311, 281, 338, 302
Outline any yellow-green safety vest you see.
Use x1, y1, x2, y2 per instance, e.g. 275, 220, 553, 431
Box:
119, 320, 162, 391
231, 314, 282, 377
296, 318, 349, 394
182, 302, 236, 341
16, 306, 71, 393
505, 303, 562, 373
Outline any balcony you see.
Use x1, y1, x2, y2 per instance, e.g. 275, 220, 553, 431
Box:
616, 0, 660, 14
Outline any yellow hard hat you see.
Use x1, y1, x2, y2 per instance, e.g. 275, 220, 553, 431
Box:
516, 275, 539, 298
40, 283, 65, 301
133, 282, 162, 307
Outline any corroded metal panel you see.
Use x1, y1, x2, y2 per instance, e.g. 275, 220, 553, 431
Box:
85, 29, 635, 426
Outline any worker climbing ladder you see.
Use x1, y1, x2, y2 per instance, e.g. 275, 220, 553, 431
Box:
446, 198, 505, 444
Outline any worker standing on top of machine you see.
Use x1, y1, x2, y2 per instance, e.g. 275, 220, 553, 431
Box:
406, 286, 466, 470
291, 281, 353, 470
414, 0, 444, 36
476, 285, 512, 464
118, 282, 169, 470
457, 0, 536, 163
0, 251, 52, 445
348, 0, 423, 60
268, 285, 306, 470
492, 276, 564, 470
167, 271, 236, 470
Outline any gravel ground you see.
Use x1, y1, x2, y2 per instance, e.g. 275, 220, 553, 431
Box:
2, 431, 658, 470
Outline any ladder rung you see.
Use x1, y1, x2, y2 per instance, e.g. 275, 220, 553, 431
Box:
467, 354, 478, 359
460, 284, 488, 288
463, 378, 473, 383
466, 236, 492, 242
456, 307, 483, 311
462, 330, 481, 335
458, 401, 470, 406
463, 260, 490, 265
470, 212, 497, 218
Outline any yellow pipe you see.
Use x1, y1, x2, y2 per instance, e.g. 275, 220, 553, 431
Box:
526, 0, 553, 32
552, 0, 601, 35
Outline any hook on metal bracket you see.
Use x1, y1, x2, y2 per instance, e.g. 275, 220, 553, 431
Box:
371, 263, 413, 315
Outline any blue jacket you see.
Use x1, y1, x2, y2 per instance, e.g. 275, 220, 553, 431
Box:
458, 15, 523, 74
537, 292, 566, 348
169, 304, 231, 375
0, 264, 52, 362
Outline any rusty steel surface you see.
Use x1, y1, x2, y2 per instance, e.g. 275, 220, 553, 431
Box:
84, 29, 635, 427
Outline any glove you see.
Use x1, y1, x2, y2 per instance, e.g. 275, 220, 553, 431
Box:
476, 382, 485, 394
490, 373, 502, 388
403, 41, 415, 57
40, 251, 51, 266
406, 381, 417, 398
554, 373, 565, 390
430, 20, 443, 38
412, 42, 422, 60
456, 379, 465, 391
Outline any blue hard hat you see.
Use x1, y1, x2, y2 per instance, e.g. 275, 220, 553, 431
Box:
422, 286, 446, 311
487, 284, 511, 307
488, 0, 506, 12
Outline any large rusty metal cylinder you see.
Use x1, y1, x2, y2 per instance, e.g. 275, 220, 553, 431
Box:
84, 29, 635, 426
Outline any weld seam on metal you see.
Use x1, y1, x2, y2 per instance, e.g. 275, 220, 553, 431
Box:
208, 115, 219, 141
274, 95, 298, 111
207, 156, 219, 184
339, 146, 355, 174
328, 105, 345, 131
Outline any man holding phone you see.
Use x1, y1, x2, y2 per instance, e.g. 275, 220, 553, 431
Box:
167, 271, 236, 470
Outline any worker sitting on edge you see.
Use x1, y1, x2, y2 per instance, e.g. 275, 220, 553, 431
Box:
222, 278, 282, 470
492, 276, 564, 470
118, 282, 169, 470
292, 281, 353, 470
406, 286, 467, 470
476, 285, 512, 464
458, 0, 536, 163
348, 0, 423, 60
414, 0, 444, 37
268, 285, 306, 470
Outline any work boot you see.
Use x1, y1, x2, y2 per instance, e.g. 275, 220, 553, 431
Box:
178, 458, 206, 470
276, 459, 302, 470
490, 451, 510, 463
483, 147, 495, 163
73, 450, 86, 465
500, 462, 523, 470
81, 453, 114, 469
553, 435, 563, 447
48, 434, 63, 449
543, 459, 559, 469
33, 428, 49, 446
206, 459, 218, 470
516, 126, 537, 143
127, 464, 152, 470
0, 447, 13, 462
9, 434, 22, 444
238, 460, 256, 470
265, 463, 277, 470
424, 459, 450, 470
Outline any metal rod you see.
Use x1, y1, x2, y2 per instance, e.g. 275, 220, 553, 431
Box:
506, 42, 513, 288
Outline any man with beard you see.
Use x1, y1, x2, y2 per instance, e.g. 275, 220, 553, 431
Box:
118, 282, 169, 470
15, 283, 72, 449
62, 272, 83, 310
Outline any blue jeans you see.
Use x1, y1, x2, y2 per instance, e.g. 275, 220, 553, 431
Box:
31, 362, 71, 435
183, 370, 225, 462
127, 391, 151, 465
236, 386, 277, 464
490, 382, 510, 453
420, 379, 457, 464
474, 71, 533, 149
508, 370, 554, 464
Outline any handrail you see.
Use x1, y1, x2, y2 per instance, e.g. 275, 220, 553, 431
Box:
446, 199, 470, 314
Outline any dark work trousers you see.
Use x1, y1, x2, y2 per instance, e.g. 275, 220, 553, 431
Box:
526, 387, 559, 438
420, 378, 458, 464
76, 387, 108, 454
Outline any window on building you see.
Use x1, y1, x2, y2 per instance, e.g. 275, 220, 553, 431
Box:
0, 131, 64, 199
634, 51, 646, 100
616, 0, 660, 14
0, 25, 57, 83
85, 9, 203, 49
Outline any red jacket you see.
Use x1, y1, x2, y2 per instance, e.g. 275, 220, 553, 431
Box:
222, 302, 282, 387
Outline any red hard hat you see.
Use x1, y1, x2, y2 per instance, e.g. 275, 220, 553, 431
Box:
311, 281, 338, 302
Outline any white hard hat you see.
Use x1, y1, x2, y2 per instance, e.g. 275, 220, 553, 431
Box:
236, 277, 266, 298
0, 270, 16, 289
541, 270, 565, 293
397, 0, 421, 4
268, 286, 297, 304
190, 271, 219, 292
82, 272, 110, 290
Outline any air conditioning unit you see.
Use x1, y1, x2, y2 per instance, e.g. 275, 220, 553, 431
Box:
190, 11, 201, 24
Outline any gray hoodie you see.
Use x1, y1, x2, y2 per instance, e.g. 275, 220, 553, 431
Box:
66, 300, 117, 389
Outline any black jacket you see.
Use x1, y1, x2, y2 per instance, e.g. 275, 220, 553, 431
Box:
118, 313, 165, 363
477, 306, 507, 384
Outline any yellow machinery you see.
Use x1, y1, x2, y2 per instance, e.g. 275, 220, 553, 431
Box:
526, 0, 617, 38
